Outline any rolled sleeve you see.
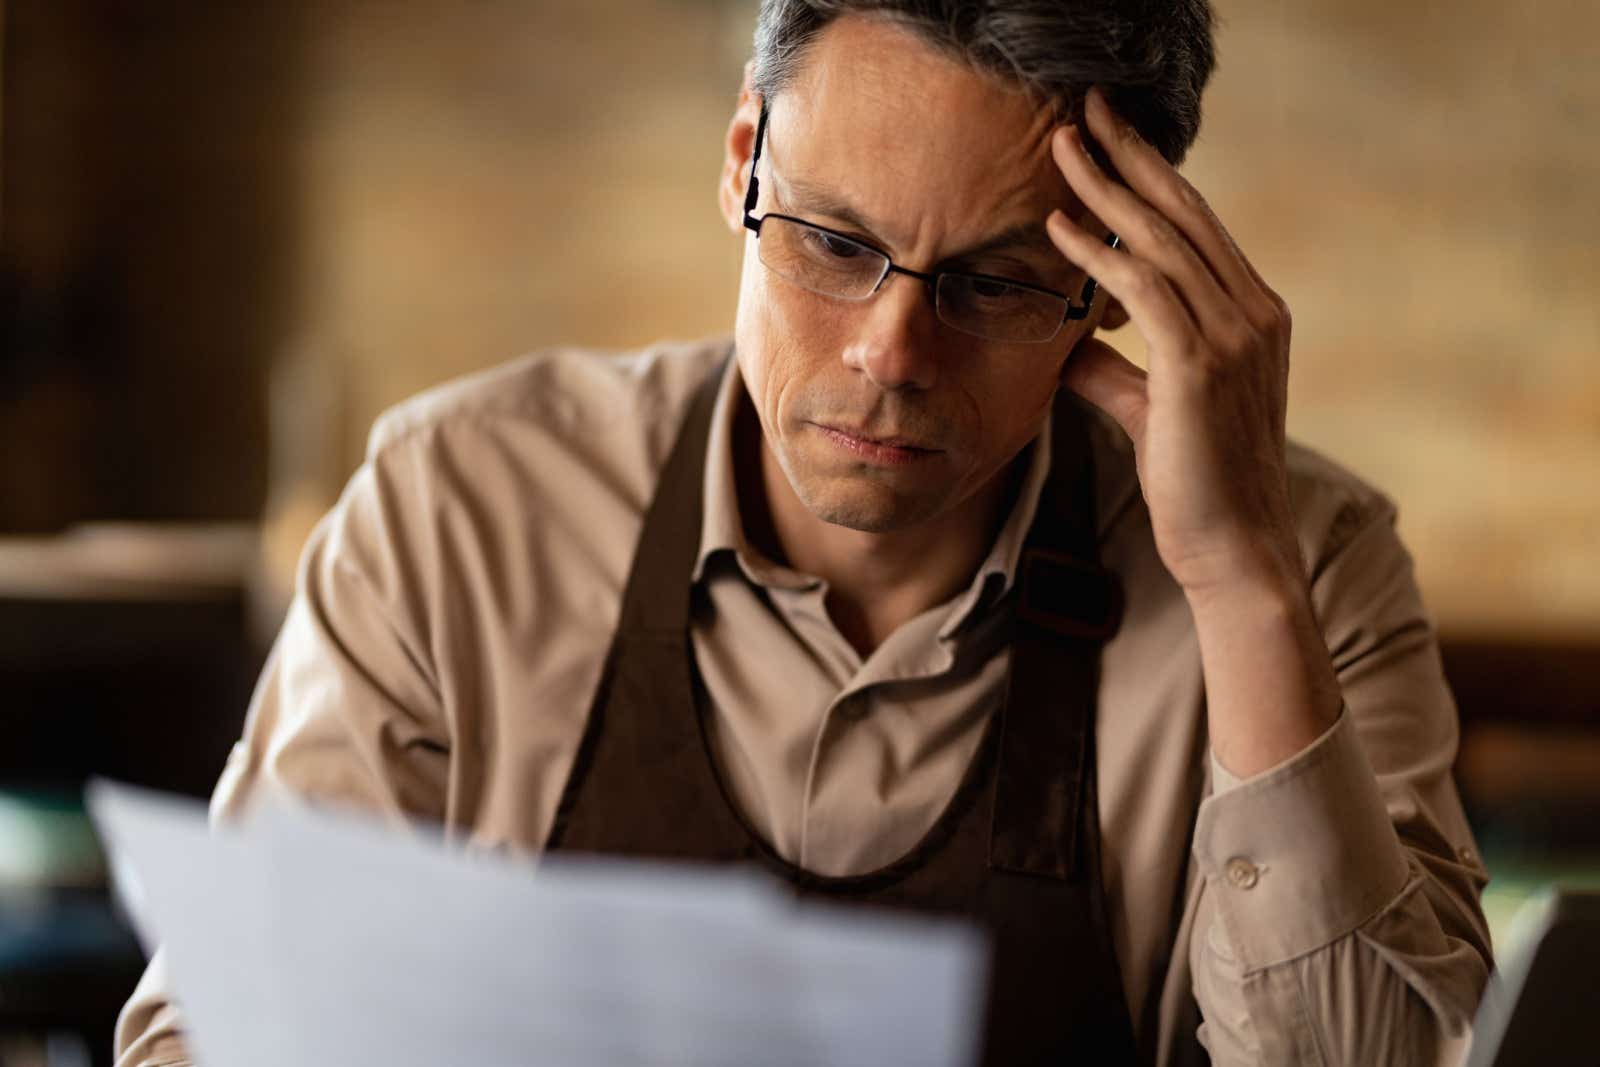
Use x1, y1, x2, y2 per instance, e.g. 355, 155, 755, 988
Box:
1184, 472, 1491, 1065
1195, 711, 1411, 971
113, 948, 197, 1067
115, 434, 451, 1067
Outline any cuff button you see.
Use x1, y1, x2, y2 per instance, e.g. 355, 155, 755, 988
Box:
1224, 856, 1260, 890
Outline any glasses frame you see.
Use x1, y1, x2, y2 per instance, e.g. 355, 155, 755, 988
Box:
740, 102, 1118, 344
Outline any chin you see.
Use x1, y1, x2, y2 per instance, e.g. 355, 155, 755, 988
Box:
793, 475, 946, 533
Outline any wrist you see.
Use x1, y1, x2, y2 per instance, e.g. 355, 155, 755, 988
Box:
1186, 555, 1343, 779
1178, 532, 1307, 619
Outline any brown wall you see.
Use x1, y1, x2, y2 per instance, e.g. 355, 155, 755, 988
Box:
1185, 0, 1600, 639
4, 0, 1597, 640
2, 2, 305, 530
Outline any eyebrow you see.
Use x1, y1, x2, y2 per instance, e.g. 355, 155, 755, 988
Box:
776, 174, 1060, 267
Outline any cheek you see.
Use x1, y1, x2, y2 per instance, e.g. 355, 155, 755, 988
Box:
734, 250, 782, 416
734, 253, 848, 431
733, 277, 798, 452
970, 349, 1070, 454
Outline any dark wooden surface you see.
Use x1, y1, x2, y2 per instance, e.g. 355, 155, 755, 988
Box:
0, 593, 1594, 1057
1441, 636, 1600, 731
0, 593, 258, 796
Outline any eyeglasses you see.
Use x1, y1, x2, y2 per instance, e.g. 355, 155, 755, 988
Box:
741, 103, 1117, 345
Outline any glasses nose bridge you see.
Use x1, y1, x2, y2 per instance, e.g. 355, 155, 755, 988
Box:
873, 260, 940, 304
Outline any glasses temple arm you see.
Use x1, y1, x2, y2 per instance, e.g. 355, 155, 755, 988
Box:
743, 102, 770, 230
1065, 232, 1121, 320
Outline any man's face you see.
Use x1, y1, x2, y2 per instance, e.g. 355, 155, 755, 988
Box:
723, 15, 1098, 534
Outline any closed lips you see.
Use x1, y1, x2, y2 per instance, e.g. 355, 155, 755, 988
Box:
818, 424, 939, 451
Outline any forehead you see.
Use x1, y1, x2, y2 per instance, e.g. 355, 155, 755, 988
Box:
769, 15, 1074, 248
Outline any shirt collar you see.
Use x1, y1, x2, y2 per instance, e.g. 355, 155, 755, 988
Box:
931, 416, 1053, 641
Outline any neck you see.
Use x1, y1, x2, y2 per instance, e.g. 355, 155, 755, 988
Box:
736, 401, 1022, 658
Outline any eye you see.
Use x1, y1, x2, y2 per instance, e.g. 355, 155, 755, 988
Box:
957, 275, 1033, 307
969, 277, 1015, 299
803, 229, 866, 261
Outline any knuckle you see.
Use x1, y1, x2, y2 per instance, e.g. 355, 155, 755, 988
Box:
1265, 287, 1291, 320
1175, 177, 1207, 213
1221, 319, 1260, 357
1200, 338, 1235, 369
1249, 291, 1292, 339
1273, 296, 1293, 336
1140, 213, 1181, 249
1124, 262, 1163, 298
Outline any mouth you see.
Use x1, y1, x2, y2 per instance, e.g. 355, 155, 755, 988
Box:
810, 423, 942, 466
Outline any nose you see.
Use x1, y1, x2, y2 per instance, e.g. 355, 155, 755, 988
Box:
840, 272, 940, 392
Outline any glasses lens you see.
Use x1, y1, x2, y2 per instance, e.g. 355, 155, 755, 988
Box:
758, 217, 887, 300
935, 273, 1069, 343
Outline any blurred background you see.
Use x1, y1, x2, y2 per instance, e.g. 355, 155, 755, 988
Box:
1, 0, 1595, 1062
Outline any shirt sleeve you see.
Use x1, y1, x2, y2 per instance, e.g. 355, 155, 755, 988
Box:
1187, 494, 1492, 1066
114, 441, 451, 1067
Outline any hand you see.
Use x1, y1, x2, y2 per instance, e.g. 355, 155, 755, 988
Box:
1048, 88, 1344, 777
1046, 87, 1303, 600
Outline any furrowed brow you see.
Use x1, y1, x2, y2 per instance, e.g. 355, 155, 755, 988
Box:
945, 221, 1058, 264
777, 175, 1062, 267
778, 176, 888, 244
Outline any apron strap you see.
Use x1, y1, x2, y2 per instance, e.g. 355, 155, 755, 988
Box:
613, 353, 728, 635
989, 398, 1124, 881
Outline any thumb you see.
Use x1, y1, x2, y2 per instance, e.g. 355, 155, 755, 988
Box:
1061, 337, 1148, 444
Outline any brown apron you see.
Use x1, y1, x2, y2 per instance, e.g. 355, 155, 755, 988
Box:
547, 360, 1145, 1065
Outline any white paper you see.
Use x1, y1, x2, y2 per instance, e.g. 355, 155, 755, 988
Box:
88, 779, 988, 1067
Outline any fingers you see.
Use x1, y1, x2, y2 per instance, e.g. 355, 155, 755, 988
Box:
1053, 124, 1237, 341
1082, 87, 1274, 315
1082, 88, 1262, 295
1060, 336, 1149, 443
1046, 207, 1199, 365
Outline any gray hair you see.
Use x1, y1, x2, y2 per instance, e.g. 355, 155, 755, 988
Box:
751, 0, 1216, 165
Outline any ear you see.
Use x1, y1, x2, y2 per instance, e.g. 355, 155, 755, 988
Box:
1060, 290, 1130, 382
1098, 296, 1131, 331
718, 62, 763, 234
1082, 225, 1129, 331
1074, 288, 1130, 338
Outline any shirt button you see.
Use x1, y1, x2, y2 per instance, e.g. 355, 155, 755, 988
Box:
1458, 846, 1478, 865
1224, 856, 1260, 890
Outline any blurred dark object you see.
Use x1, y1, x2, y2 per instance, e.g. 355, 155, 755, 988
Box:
1445, 635, 1600, 848
0, 886, 146, 1067
0, 524, 262, 1066
1466, 889, 1600, 1067
0, 1, 303, 533
1445, 637, 1600, 731
1443, 633, 1600, 959
0, 525, 260, 795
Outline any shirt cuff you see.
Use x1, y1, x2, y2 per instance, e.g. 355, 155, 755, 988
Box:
1192, 709, 1411, 971
1209, 749, 1245, 794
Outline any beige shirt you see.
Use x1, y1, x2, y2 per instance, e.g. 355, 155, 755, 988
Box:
116, 337, 1491, 1067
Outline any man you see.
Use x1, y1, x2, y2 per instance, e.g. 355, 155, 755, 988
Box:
117, 2, 1492, 1064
